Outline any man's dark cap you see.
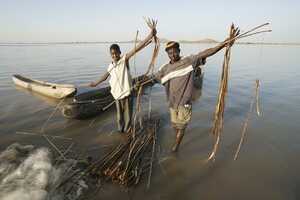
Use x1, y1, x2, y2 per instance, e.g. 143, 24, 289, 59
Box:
165, 41, 180, 51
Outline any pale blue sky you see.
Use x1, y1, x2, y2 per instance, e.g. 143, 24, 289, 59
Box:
1, 0, 299, 43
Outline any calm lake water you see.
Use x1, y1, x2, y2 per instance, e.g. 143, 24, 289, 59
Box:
0, 43, 300, 199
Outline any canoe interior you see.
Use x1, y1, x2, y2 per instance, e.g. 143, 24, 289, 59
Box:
74, 75, 151, 102
13, 74, 53, 87
62, 75, 152, 119
75, 87, 112, 102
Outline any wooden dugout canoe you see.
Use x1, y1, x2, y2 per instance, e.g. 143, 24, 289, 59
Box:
61, 75, 153, 119
12, 74, 76, 99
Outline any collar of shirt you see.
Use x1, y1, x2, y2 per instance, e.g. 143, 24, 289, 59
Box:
112, 55, 125, 65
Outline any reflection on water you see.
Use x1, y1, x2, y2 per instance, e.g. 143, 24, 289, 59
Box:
14, 85, 61, 107
0, 44, 300, 200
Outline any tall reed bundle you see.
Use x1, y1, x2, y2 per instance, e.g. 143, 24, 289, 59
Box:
207, 23, 270, 161
207, 24, 239, 161
133, 18, 160, 136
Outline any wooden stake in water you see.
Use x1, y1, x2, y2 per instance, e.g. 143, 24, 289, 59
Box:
147, 123, 157, 190
255, 80, 261, 116
234, 80, 261, 160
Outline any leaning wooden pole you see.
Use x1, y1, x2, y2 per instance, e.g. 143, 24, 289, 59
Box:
234, 79, 261, 160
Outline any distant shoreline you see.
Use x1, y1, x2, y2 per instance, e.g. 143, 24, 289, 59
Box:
1, 41, 300, 46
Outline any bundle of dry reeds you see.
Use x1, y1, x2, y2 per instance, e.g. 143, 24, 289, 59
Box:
207, 23, 270, 161
133, 18, 160, 135
207, 24, 239, 161
89, 118, 159, 187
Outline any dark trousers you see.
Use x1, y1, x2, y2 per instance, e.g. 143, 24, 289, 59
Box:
115, 95, 133, 133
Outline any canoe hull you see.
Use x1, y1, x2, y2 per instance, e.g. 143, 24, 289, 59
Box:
62, 75, 153, 119
12, 75, 76, 99
62, 91, 114, 119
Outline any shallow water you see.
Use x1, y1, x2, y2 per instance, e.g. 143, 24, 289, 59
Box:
0, 43, 300, 199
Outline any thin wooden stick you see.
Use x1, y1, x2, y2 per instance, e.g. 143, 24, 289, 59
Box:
133, 30, 139, 77
238, 30, 272, 40
147, 125, 157, 190
220, 24, 271, 47
132, 86, 144, 136
89, 118, 97, 127
148, 87, 152, 120
16, 131, 73, 140
40, 97, 65, 133
43, 135, 66, 160
234, 80, 259, 160
56, 142, 74, 162
238, 23, 269, 38
102, 100, 115, 111
255, 80, 261, 116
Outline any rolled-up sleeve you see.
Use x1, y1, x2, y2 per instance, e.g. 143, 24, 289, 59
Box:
190, 55, 206, 69
153, 70, 164, 83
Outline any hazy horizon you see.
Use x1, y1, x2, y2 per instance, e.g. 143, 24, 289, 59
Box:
1, 0, 300, 43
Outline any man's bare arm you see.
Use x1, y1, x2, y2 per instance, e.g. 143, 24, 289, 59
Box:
125, 30, 156, 61
89, 72, 110, 87
196, 40, 228, 59
125, 19, 157, 61
196, 27, 239, 60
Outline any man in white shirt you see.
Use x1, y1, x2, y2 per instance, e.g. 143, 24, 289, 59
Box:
89, 26, 156, 133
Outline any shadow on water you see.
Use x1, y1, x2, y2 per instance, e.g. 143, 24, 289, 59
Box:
14, 85, 63, 106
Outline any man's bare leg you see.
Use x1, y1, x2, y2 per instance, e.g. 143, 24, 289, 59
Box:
171, 128, 185, 152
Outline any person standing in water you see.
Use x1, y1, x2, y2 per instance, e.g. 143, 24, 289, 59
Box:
154, 29, 238, 152
89, 23, 157, 134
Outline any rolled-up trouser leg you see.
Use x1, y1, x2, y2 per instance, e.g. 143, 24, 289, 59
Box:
170, 105, 192, 151
170, 105, 192, 130
172, 128, 185, 152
